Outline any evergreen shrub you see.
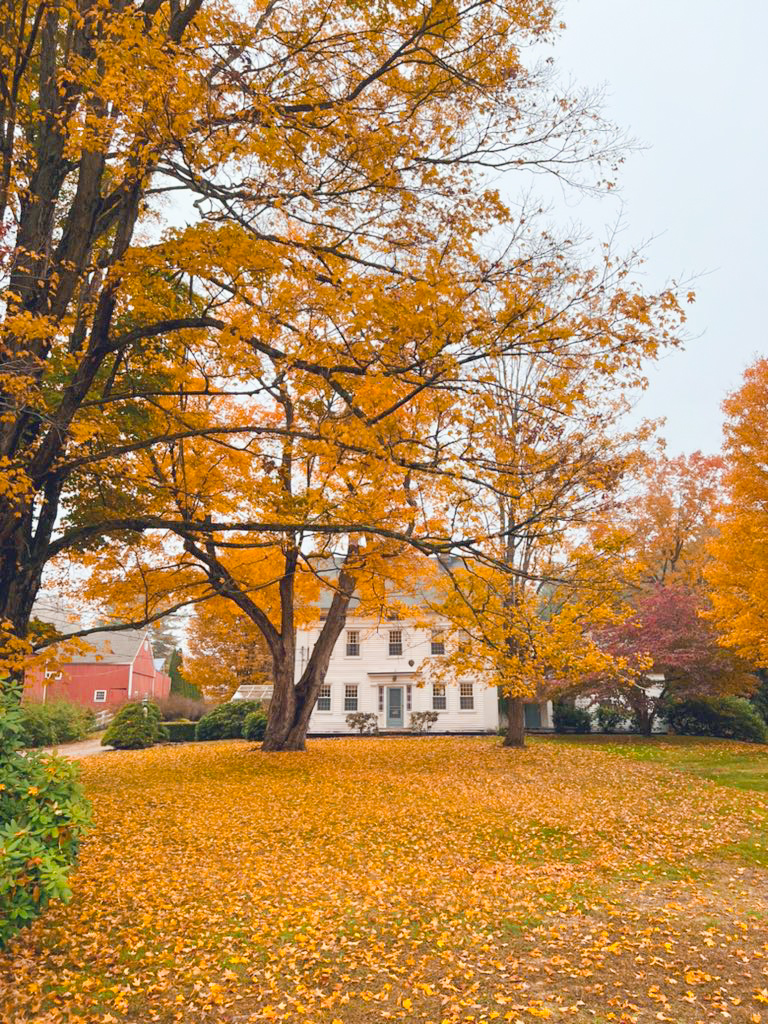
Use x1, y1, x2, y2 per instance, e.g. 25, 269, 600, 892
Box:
195, 701, 263, 741
668, 697, 767, 743
1, 685, 91, 947
553, 699, 592, 734
243, 709, 268, 741
102, 700, 168, 749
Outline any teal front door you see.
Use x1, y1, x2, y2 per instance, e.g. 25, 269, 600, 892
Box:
387, 687, 404, 727
524, 702, 542, 729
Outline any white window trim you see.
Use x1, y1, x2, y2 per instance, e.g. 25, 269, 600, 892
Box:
93, 690, 107, 703
345, 630, 361, 658
344, 684, 359, 711
388, 629, 403, 657
316, 684, 332, 712
432, 684, 447, 711
459, 682, 475, 711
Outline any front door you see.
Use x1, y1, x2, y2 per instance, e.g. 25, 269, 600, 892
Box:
387, 687, 404, 727
524, 702, 542, 729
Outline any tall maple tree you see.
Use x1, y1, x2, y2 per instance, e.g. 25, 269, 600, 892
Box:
2, 0, 617, 665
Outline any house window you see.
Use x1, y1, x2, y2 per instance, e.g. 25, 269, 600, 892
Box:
406, 685, 412, 711
431, 631, 445, 655
389, 629, 403, 656
346, 630, 360, 657
344, 685, 358, 711
93, 690, 107, 703
433, 684, 447, 710
317, 685, 331, 711
460, 683, 474, 710
378, 686, 384, 713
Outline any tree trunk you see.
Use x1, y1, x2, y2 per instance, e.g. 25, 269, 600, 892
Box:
503, 694, 526, 748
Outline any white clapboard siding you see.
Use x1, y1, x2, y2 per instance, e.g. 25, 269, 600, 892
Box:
299, 617, 501, 734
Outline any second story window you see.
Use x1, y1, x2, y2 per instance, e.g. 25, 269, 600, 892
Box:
431, 630, 446, 655
389, 629, 403, 656
346, 630, 360, 657
317, 685, 331, 711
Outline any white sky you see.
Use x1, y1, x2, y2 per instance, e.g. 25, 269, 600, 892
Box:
539, 0, 768, 456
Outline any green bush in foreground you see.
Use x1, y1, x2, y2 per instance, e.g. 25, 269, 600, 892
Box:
165, 720, 197, 743
669, 697, 768, 743
195, 701, 263, 741
243, 709, 268, 742
1, 685, 91, 947
102, 700, 168, 749
20, 701, 95, 748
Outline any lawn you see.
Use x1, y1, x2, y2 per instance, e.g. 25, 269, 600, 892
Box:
2, 737, 768, 1024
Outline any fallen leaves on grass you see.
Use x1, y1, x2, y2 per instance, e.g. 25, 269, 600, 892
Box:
1, 737, 767, 1023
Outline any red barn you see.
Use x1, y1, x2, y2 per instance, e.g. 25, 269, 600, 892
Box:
25, 625, 171, 711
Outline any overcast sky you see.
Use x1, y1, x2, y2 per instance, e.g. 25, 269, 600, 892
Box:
536, 0, 767, 456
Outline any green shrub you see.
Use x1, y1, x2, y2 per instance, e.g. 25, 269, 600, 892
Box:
102, 700, 168, 749
195, 701, 263, 741
164, 720, 197, 743
20, 701, 95, 748
596, 704, 625, 733
669, 697, 768, 743
1, 684, 91, 947
243, 709, 268, 742
553, 700, 592, 734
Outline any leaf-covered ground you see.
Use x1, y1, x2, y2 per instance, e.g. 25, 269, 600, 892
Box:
2, 736, 768, 1024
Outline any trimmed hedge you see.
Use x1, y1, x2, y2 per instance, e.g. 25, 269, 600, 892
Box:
102, 700, 168, 749
21, 700, 95, 748
1, 685, 91, 947
165, 720, 197, 743
669, 697, 768, 743
195, 701, 263, 741
243, 709, 268, 742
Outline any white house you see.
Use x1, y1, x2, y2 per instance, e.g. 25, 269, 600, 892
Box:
296, 615, 553, 735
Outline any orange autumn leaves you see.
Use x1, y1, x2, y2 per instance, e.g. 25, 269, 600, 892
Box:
2, 737, 768, 1024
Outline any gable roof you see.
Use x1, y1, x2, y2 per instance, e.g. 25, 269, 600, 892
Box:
33, 600, 150, 665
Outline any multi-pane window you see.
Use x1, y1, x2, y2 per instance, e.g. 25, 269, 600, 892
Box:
406, 685, 412, 711
317, 684, 331, 711
346, 630, 360, 657
431, 631, 446, 655
432, 684, 447, 710
378, 686, 384, 713
459, 682, 474, 710
344, 685, 358, 711
389, 629, 403, 656
93, 690, 107, 703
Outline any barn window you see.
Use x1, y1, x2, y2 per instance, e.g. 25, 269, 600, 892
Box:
344, 685, 358, 711
93, 690, 107, 703
389, 629, 403, 656
459, 683, 474, 710
317, 685, 331, 711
